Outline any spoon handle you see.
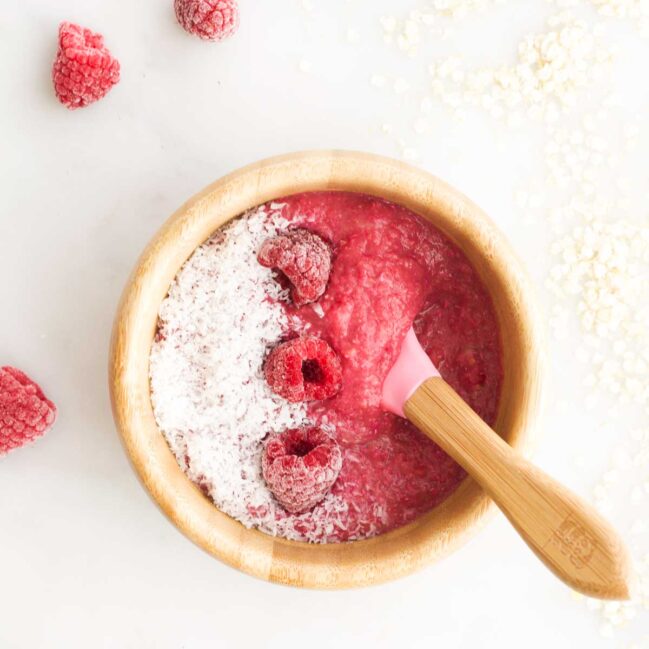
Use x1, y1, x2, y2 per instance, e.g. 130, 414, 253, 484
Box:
405, 376, 632, 600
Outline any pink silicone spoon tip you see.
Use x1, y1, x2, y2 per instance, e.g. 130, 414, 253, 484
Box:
381, 327, 440, 418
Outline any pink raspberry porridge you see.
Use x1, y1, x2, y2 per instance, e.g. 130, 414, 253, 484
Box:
149, 191, 502, 543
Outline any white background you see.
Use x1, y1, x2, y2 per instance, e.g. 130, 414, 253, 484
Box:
1, 1, 648, 648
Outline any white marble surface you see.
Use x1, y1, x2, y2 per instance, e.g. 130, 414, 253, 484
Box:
1, 1, 648, 647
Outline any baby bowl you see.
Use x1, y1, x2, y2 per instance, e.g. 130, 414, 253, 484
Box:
109, 150, 543, 588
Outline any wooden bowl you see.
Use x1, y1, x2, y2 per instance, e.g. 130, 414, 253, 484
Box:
110, 150, 543, 588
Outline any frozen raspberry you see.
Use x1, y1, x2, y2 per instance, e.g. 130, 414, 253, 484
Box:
0, 367, 57, 456
264, 336, 342, 403
52, 22, 120, 110
258, 229, 332, 307
174, 0, 240, 41
262, 427, 342, 513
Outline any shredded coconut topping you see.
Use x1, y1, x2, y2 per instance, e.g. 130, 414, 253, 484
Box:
149, 208, 356, 542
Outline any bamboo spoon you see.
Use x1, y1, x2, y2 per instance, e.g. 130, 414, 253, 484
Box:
382, 328, 633, 600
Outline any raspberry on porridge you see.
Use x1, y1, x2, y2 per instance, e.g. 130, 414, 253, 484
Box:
262, 428, 342, 514
258, 229, 332, 306
264, 336, 342, 403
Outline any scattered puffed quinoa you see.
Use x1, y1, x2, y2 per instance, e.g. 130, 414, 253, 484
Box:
588, 0, 649, 37
426, 13, 612, 123
429, 0, 510, 18
548, 220, 649, 405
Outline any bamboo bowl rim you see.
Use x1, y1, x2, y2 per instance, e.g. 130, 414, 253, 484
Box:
109, 150, 544, 589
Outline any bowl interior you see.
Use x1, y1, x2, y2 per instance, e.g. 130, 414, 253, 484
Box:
110, 151, 542, 588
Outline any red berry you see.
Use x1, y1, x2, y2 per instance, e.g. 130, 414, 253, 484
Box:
52, 22, 120, 110
258, 229, 332, 307
264, 336, 342, 403
262, 428, 342, 514
0, 367, 57, 456
174, 0, 240, 41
